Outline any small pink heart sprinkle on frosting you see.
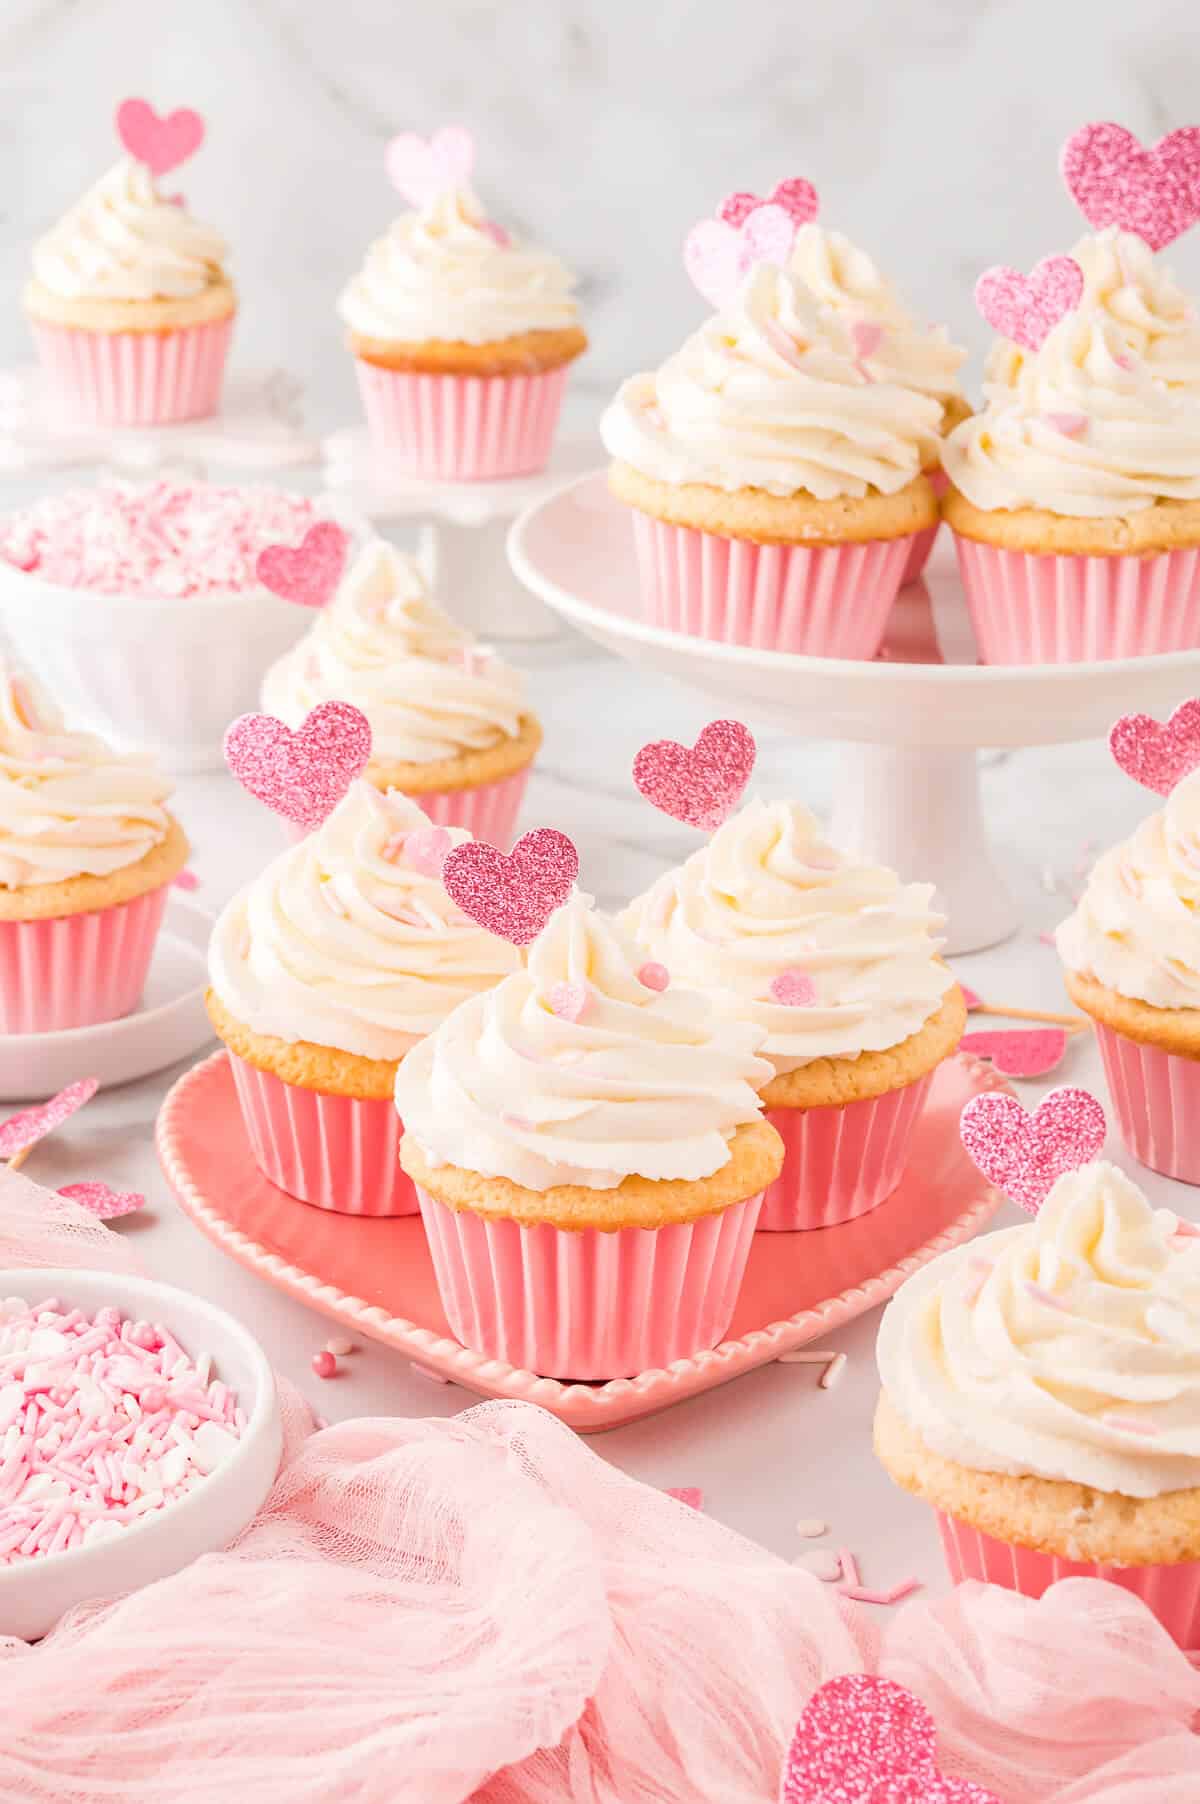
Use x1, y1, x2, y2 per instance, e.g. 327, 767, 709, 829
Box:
1061, 121, 1200, 251
256, 521, 349, 610
547, 980, 591, 1022
637, 961, 670, 992
633, 719, 756, 830
769, 969, 817, 1007
959, 1086, 1106, 1216
1110, 697, 1200, 795
115, 98, 205, 177
1043, 411, 1088, 437
403, 826, 452, 879
851, 321, 884, 361
975, 255, 1084, 351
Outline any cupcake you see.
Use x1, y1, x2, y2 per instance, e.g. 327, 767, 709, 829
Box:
339, 125, 586, 480
875, 1132, 1200, 1650
261, 539, 540, 846
25, 134, 234, 427
396, 891, 783, 1376
621, 796, 964, 1228
0, 660, 188, 1032
206, 780, 519, 1216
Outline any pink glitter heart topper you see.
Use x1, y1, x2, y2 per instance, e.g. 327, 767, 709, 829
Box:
443, 828, 579, 946
633, 719, 756, 830
719, 177, 819, 230
960, 1027, 1068, 1080
959, 1086, 1106, 1216
685, 205, 798, 308
115, 99, 205, 177
780, 1674, 1001, 1804
58, 1182, 146, 1222
1109, 698, 1200, 796
386, 124, 475, 207
1061, 121, 1200, 251
256, 522, 349, 610
0, 1079, 99, 1160
224, 702, 372, 831
975, 255, 1084, 351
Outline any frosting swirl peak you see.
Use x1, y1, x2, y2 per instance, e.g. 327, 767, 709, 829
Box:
30, 158, 229, 303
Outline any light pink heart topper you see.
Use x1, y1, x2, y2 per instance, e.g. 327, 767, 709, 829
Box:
719, 176, 819, 230
633, 719, 756, 830
223, 702, 373, 831
1109, 698, 1200, 796
959, 1086, 1106, 1216
1062, 121, 1200, 252
256, 522, 349, 610
975, 255, 1084, 351
780, 1674, 1001, 1804
386, 124, 475, 207
115, 99, 205, 178
685, 204, 798, 308
443, 828, 579, 946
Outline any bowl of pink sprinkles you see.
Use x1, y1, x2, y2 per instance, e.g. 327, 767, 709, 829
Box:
0, 1268, 282, 1641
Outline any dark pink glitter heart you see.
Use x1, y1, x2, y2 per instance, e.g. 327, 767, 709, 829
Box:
224, 702, 372, 831
975, 256, 1084, 351
1110, 698, 1200, 796
256, 521, 349, 609
780, 1675, 1002, 1804
633, 719, 756, 830
719, 176, 819, 229
959, 1086, 1106, 1216
442, 828, 579, 946
1061, 121, 1200, 251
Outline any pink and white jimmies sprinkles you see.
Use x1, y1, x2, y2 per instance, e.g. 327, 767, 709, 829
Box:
0, 1295, 244, 1567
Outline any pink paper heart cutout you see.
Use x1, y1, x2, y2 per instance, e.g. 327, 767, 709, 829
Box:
547, 980, 590, 1022
719, 176, 819, 229
780, 1676, 938, 1804
58, 1181, 146, 1222
770, 969, 817, 1007
975, 255, 1084, 351
224, 702, 372, 831
960, 1027, 1068, 1079
443, 828, 579, 946
959, 1086, 1106, 1216
385, 124, 475, 207
256, 522, 349, 610
403, 826, 452, 878
633, 719, 756, 829
115, 99, 205, 177
684, 204, 797, 308
1110, 698, 1200, 795
1062, 122, 1200, 251
0, 1079, 99, 1160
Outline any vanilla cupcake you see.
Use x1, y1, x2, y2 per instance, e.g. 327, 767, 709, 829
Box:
621, 797, 963, 1228
876, 1156, 1200, 1650
0, 660, 187, 1032
600, 262, 942, 655
262, 541, 540, 846
26, 157, 234, 426
207, 781, 519, 1216
396, 893, 783, 1376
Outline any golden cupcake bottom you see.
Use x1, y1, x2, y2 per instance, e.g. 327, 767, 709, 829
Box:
609, 461, 937, 547
348, 324, 587, 377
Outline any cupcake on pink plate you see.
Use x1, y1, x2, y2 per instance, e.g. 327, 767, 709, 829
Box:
0, 658, 188, 1033
876, 1085, 1200, 1652
599, 183, 942, 655
25, 99, 233, 427
338, 125, 586, 480
261, 537, 539, 846
395, 832, 782, 1378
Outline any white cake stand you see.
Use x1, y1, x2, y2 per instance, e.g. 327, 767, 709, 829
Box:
508, 470, 1200, 955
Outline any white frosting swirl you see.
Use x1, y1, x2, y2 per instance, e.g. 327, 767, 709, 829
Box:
985, 229, 1200, 400
338, 184, 579, 344
620, 798, 949, 1076
31, 158, 229, 303
209, 783, 520, 1061
261, 541, 527, 767
1056, 770, 1200, 1010
393, 894, 772, 1190
944, 305, 1200, 518
600, 262, 943, 500
877, 1160, 1200, 1497
0, 663, 172, 889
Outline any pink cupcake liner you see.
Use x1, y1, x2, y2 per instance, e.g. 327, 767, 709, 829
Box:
404, 762, 531, 850
0, 884, 169, 1034
760, 1073, 933, 1230
900, 468, 949, 587
416, 1185, 764, 1379
228, 1054, 415, 1217
354, 362, 569, 480
953, 535, 1200, 664
31, 317, 233, 427
937, 1511, 1200, 1651
1092, 1024, 1200, 1186
629, 512, 912, 654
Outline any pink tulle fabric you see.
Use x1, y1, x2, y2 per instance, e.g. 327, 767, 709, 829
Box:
2, 1168, 1198, 1801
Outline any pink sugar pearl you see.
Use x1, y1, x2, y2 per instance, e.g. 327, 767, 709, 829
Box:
311, 1350, 338, 1380
638, 962, 670, 992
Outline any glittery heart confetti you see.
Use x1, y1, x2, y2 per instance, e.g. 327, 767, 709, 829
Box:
769, 969, 817, 1007
385, 124, 476, 208
780, 1674, 1002, 1804
975, 255, 1084, 351
547, 981, 590, 1022
633, 719, 756, 830
442, 828, 579, 946
718, 176, 819, 230
1109, 698, 1200, 796
959, 1085, 1106, 1216
684, 205, 797, 308
57, 1182, 146, 1222
224, 702, 372, 831
115, 98, 205, 177
0, 1079, 99, 1160
403, 825, 452, 878
850, 321, 885, 362
960, 1027, 1068, 1079
256, 521, 349, 610
1061, 121, 1200, 251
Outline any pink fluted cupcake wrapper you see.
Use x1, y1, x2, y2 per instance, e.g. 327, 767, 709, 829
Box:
0, 884, 169, 1034
937, 1510, 1200, 1651
354, 363, 569, 480
760, 1073, 933, 1231
900, 468, 949, 587
1093, 1024, 1200, 1187
416, 1185, 764, 1379
404, 763, 531, 849
228, 1055, 415, 1217
31, 318, 233, 427
629, 512, 911, 654
953, 535, 1200, 664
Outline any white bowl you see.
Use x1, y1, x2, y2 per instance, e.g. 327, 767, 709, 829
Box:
0, 1268, 283, 1641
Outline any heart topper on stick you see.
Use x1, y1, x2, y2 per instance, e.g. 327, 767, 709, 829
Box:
443, 828, 580, 946
959, 1086, 1106, 1216
256, 522, 349, 610
115, 99, 205, 178
224, 702, 373, 832
386, 124, 476, 208
633, 719, 756, 830
1061, 122, 1200, 252
780, 1673, 1001, 1804
975, 255, 1084, 351
1109, 698, 1200, 796
684, 177, 817, 309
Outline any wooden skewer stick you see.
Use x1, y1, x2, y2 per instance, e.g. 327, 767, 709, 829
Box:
969, 1002, 1090, 1034
6, 1147, 32, 1173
